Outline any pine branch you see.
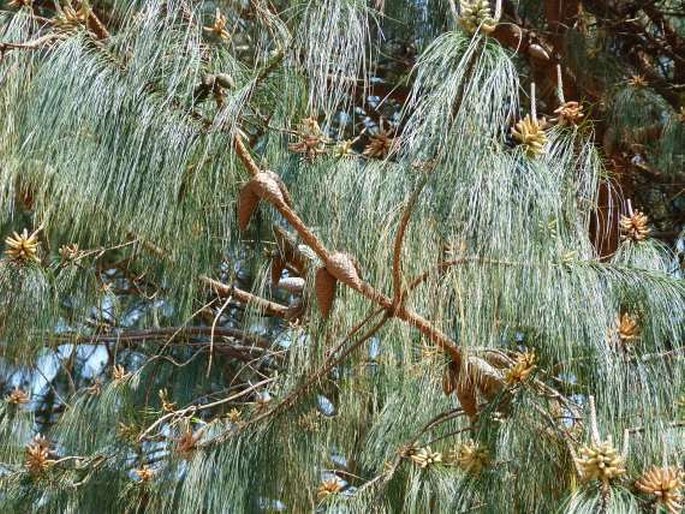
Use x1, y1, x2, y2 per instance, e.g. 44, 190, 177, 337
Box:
230, 142, 464, 363
203, 309, 391, 447
201, 275, 293, 319
138, 377, 276, 442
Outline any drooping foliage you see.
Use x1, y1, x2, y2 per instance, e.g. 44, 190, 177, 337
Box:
0, 1, 684, 513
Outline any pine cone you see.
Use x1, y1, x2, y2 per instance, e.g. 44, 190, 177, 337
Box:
271, 254, 287, 285
252, 171, 286, 205
442, 360, 460, 396
276, 276, 305, 293
315, 267, 337, 319
237, 172, 291, 231
326, 253, 362, 288
237, 184, 259, 231
175, 429, 201, 459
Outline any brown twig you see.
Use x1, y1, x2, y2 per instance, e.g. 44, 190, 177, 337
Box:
0, 33, 62, 54
250, 178, 463, 364
233, 132, 261, 177
392, 176, 428, 309
50, 326, 269, 347
201, 276, 292, 318
138, 377, 276, 442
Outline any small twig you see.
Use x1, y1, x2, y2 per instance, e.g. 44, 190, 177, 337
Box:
423, 426, 470, 447
203, 311, 390, 447
50, 326, 269, 348
207, 295, 234, 377
407, 256, 528, 292
626, 421, 685, 434
0, 33, 61, 53
392, 177, 428, 308
138, 377, 275, 441
201, 276, 291, 318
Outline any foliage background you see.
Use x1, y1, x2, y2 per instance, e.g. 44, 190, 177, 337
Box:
0, 0, 684, 512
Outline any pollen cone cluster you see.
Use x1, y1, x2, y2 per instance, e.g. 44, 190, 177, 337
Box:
363, 128, 396, 159
635, 466, 684, 514
289, 117, 328, 161
316, 478, 343, 502
4, 228, 40, 263
459, 0, 497, 34
454, 440, 489, 474
410, 446, 443, 468
25, 435, 53, 475
134, 465, 155, 483
58, 243, 81, 263
505, 351, 536, 385
619, 211, 650, 242
576, 440, 626, 482
628, 74, 648, 88
6, 388, 29, 405
512, 115, 547, 158
203, 8, 229, 40
55, 4, 88, 31
616, 313, 640, 343
554, 101, 584, 126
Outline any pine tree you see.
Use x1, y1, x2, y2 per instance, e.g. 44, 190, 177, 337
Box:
0, 1, 684, 512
